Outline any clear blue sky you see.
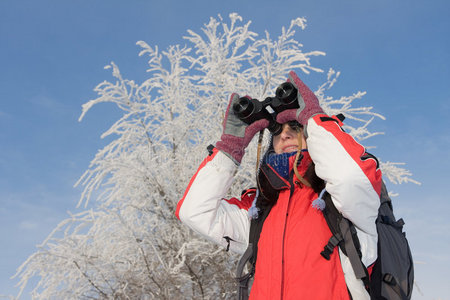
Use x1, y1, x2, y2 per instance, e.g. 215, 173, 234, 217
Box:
1, 0, 449, 298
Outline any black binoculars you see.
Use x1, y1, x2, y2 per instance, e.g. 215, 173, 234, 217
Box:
232, 82, 299, 135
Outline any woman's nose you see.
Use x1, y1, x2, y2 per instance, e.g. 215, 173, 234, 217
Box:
280, 125, 293, 139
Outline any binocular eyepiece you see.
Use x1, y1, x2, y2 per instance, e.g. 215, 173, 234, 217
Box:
232, 82, 299, 135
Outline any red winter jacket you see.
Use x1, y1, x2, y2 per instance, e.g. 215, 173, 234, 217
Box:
176, 114, 382, 299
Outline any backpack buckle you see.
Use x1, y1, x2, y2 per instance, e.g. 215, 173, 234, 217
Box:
321, 234, 343, 260
383, 273, 397, 285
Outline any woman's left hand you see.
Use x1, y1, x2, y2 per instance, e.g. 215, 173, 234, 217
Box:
276, 71, 324, 126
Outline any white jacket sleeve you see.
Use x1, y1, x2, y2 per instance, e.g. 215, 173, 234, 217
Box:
176, 148, 251, 254
306, 114, 382, 267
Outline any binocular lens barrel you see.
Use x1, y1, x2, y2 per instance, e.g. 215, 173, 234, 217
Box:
233, 97, 255, 120
276, 82, 297, 105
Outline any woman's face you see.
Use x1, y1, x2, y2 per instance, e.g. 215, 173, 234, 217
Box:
273, 123, 305, 154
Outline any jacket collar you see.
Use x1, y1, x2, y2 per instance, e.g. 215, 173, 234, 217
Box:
260, 150, 312, 190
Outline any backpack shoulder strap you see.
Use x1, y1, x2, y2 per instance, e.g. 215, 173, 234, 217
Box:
236, 244, 254, 300
236, 203, 272, 300
320, 191, 370, 288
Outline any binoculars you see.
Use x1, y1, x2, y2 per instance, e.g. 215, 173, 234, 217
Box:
232, 82, 299, 135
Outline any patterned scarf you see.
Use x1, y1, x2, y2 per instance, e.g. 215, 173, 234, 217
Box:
265, 151, 297, 180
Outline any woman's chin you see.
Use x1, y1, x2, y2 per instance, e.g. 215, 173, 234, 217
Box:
283, 147, 298, 153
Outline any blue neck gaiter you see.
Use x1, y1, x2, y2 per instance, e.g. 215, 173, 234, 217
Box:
265, 151, 297, 180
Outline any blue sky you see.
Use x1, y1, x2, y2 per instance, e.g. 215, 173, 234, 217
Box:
1, 0, 449, 298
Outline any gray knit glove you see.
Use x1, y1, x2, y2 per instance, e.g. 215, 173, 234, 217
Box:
276, 71, 324, 126
216, 93, 269, 164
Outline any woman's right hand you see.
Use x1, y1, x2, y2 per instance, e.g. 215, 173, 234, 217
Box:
216, 93, 269, 164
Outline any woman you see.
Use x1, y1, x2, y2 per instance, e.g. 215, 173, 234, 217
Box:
176, 71, 382, 299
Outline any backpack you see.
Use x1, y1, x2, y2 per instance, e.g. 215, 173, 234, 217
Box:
236, 181, 414, 300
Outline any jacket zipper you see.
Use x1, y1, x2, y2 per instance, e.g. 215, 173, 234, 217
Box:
281, 210, 288, 300
281, 174, 296, 299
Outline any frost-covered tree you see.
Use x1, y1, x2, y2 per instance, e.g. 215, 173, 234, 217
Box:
13, 13, 418, 299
